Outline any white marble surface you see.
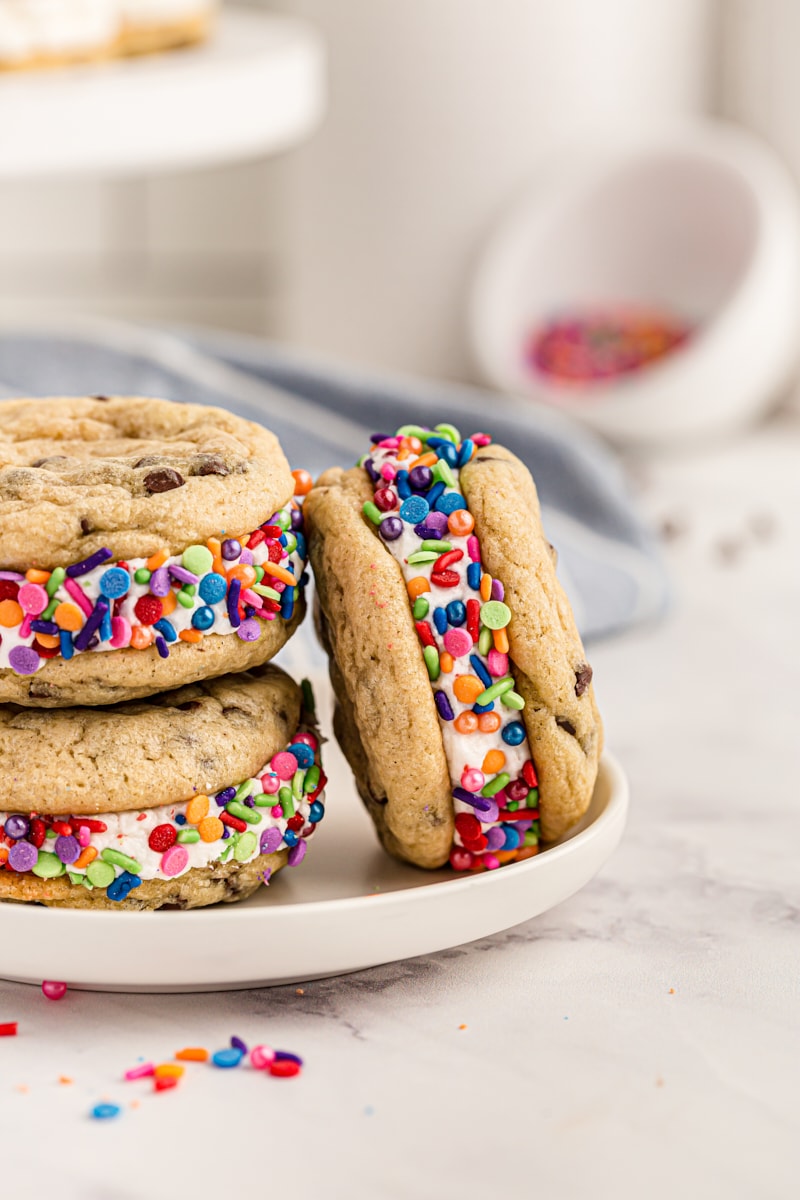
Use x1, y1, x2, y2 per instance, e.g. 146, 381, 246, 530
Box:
1, 411, 798, 1200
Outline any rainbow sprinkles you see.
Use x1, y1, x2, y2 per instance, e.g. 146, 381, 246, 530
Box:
360, 423, 540, 872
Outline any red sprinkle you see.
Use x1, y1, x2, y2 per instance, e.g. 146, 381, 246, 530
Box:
71, 817, 108, 833
522, 760, 539, 787
32, 639, 59, 659
247, 530, 266, 550
307, 772, 327, 803
220, 813, 248, 833
497, 809, 538, 823
30, 818, 46, 849
148, 824, 177, 853
267, 542, 283, 564
415, 620, 435, 648
287, 814, 305, 833
455, 813, 481, 841
433, 549, 464, 573
133, 596, 163, 626
0, 1022, 18, 1036
0, 580, 19, 601
449, 848, 473, 871
268, 1059, 301, 1078
260, 525, 283, 538
154, 1075, 179, 1092
431, 570, 460, 588
51, 821, 72, 837
466, 599, 480, 642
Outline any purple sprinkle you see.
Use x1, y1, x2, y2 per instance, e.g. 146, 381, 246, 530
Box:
260, 827, 282, 854
408, 465, 433, 491
452, 786, 491, 812
8, 840, 38, 872
379, 517, 403, 542
227, 578, 242, 628
168, 565, 199, 586
8, 646, 41, 675
55, 835, 80, 865
73, 598, 108, 652
221, 827, 230, 839
4, 814, 29, 839
363, 458, 380, 483
287, 840, 307, 867
434, 691, 455, 722
370, 433, 392, 443
236, 618, 260, 642
243, 796, 255, 808
491, 579, 505, 602
485, 826, 506, 851
30, 619, 59, 636
231, 1036, 248, 1054
238, 549, 254, 566
274, 1050, 304, 1066
155, 636, 169, 658
290, 509, 304, 532
414, 524, 441, 540
221, 539, 241, 561
477, 800, 500, 825
0, 571, 25, 581
424, 511, 449, 533
66, 548, 112, 578
149, 567, 171, 597
216, 787, 236, 806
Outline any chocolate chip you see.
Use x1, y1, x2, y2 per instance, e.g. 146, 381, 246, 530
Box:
574, 663, 593, 697
31, 455, 67, 468
80, 518, 93, 536
134, 456, 162, 469
556, 717, 577, 735
195, 455, 230, 477
92, 395, 110, 402
144, 467, 185, 493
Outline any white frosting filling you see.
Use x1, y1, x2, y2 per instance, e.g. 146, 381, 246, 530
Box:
0, 0, 215, 60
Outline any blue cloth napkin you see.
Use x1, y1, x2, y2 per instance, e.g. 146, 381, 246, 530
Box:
0, 321, 668, 649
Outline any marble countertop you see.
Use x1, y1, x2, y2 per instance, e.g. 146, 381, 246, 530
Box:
1, 411, 797, 1200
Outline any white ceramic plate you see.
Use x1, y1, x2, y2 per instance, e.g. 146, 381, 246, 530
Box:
0, 731, 628, 993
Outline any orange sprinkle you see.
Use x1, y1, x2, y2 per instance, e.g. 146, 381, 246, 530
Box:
185, 795, 209, 825
74, 846, 98, 870
197, 816, 224, 843
154, 1063, 185, 1079
453, 674, 484, 705
175, 1047, 209, 1062
227, 563, 257, 589
668, 988, 675, 995
439, 651, 454, 674
406, 576, 430, 600
492, 626, 509, 654
405, 436, 423, 455
447, 509, 474, 537
409, 452, 437, 470
477, 711, 501, 733
130, 626, 154, 650
458, 1024, 468, 1031
25, 568, 51, 584
53, 602, 83, 632
160, 589, 177, 616
454, 711, 479, 734
146, 550, 169, 571
396, 444, 410, 461
207, 537, 221, 558
58, 1076, 73, 1085
35, 633, 60, 649
260, 562, 297, 587
0, 847, 8, 865
179, 629, 203, 644
0, 600, 23, 628
482, 749, 506, 775
292, 468, 313, 496
480, 573, 493, 602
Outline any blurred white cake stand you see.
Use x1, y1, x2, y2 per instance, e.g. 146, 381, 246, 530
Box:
0, 6, 325, 177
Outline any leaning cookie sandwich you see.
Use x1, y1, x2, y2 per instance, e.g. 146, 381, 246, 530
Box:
0, 396, 309, 706
0, 665, 326, 909
306, 424, 602, 871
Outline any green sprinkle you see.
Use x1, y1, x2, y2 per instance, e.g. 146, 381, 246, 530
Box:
527, 788, 539, 806
182, 584, 197, 596
396, 424, 431, 441
301, 678, 316, 715
423, 644, 440, 680
478, 627, 492, 656
412, 597, 430, 619
292, 769, 306, 801
501, 690, 525, 710
234, 779, 255, 802
226, 801, 261, 825
43, 598, 59, 621
68, 871, 85, 886
134, 568, 151, 585
32, 852, 65, 879
253, 584, 281, 601
177, 828, 201, 843
177, 591, 195, 609
219, 841, 234, 863
407, 550, 439, 564
283, 533, 298, 555
279, 786, 295, 818
481, 772, 510, 797
433, 460, 457, 489
480, 600, 511, 630
435, 422, 461, 444
507, 801, 519, 812
252, 793, 272, 807
475, 675, 515, 706
86, 860, 115, 888
101, 848, 142, 874
524, 828, 539, 847
274, 510, 291, 532
182, 544, 213, 576
45, 827, 57, 839
234, 832, 257, 862
254, 565, 264, 583
304, 765, 320, 794
45, 566, 66, 597
363, 501, 382, 525
357, 453, 369, 467
421, 540, 451, 554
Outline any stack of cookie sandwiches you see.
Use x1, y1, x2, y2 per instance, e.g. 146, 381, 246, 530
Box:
306, 423, 602, 872
0, 396, 325, 909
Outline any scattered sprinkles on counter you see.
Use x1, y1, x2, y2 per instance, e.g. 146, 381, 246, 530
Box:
0, 470, 312, 678
360, 424, 540, 872
0, 683, 326, 901
528, 308, 690, 384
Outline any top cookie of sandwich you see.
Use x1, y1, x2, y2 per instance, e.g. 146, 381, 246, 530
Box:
0, 396, 293, 570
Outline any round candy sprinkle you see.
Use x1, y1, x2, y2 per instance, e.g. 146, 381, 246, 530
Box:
198, 572, 227, 604
86, 860, 115, 888
182, 544, 214, 576
271, 751, 299, 780
18, 582, 48, 615
288, 840, 307, 866
160, 845, 189, 878
250, 1045, 275, 1070
192, 606, 215, 631
91, 1103, 121, 1120
55, 835, 80, 865
212, 1047, 243, 1068
292, 468, 313, 495
221, 538, 242, 561
379, 516, 403, 541
8, 840, 37, 872
98, 567, 130, 599
4, 814, 29, 839
237, 618, 261, 642
443, 628, 472, 659
32, 852, 64, 879
260, 827, 282, 854
148, 567, 171, 597
269, 1059, 301, 1078
8, 646, 40, 675
288, 741, 315, 768
42, 981, 67, 1001
480, 600, 511, 629
502, 721, 527, 746
399, 496, 429, 524
148, 824, 177, 852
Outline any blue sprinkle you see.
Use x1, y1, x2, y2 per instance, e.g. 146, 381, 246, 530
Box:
198, 572, 227, 605
309, 801, 325, 823
91, 1103, 121, 1120
59, 631, 74, 660
457, 439, 475, 467
445, 600, 466, 626
300, 571, 310, 587
283, 829, 298, 847
434, 492, 466, 515
174, 813, 187, 825
395, 469, 411, 499
426, 481, 446, 508
502, 826, 521, 851
281, 587, 295, 621
98, 567, 131, 599
154, 618, 177, 643
502, 721, 526, 746
472, 700, 495, 714
294, 531, 307, 560
466, 562, 482, 590
105, 871, 142, 903
435, 442, 458, 467
99, 607, 113, 643
469, 654, 492, 688
288, 742, 315, 768
279, 534, 288, 547
433, 607, 448, 635
399, 496, 429, 524
212, 1048, 244, 1069
425, 436, 450, 450
192, 605, 215, 631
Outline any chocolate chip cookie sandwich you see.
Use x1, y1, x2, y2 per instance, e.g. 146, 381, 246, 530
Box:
0, 396, 309, 706
306, 423, 603, 872
0, 665, 326, 909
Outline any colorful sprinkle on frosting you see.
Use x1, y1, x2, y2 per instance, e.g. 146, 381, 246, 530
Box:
361, 424, 540, 872
0, 490, 309, 677
0, 684, 326, 901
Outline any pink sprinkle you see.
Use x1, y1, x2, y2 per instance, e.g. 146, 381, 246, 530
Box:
292, 731, 319, 751
490, 579, 505, 602
250, 1044, 276, 1070
487, 649, 509, 677
239, 549, 254, 566
241, 589, 263, 609
160, 845, 188, 878
461, 768, 485, 792
260, 773, 280, 794
483, 853, 501, 869
124, 1062, 155, 1081
467, 536, 481, 562
77, 826, 90, 847
18, 583, 48, 615
380, 464, 397, 481
377, 437, 401, 448
443, 628, 472, 659
64, 578, 94, 617
270, 751, 299, 781
110, 616, 131, 648
473, 433, 492, 446
272, 580, 286, 594
270, 805, 282, 819
19, 614, 32, 638
41, 980, 67, 1001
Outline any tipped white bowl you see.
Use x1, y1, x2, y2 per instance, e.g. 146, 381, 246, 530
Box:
469, 121, 800, 449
